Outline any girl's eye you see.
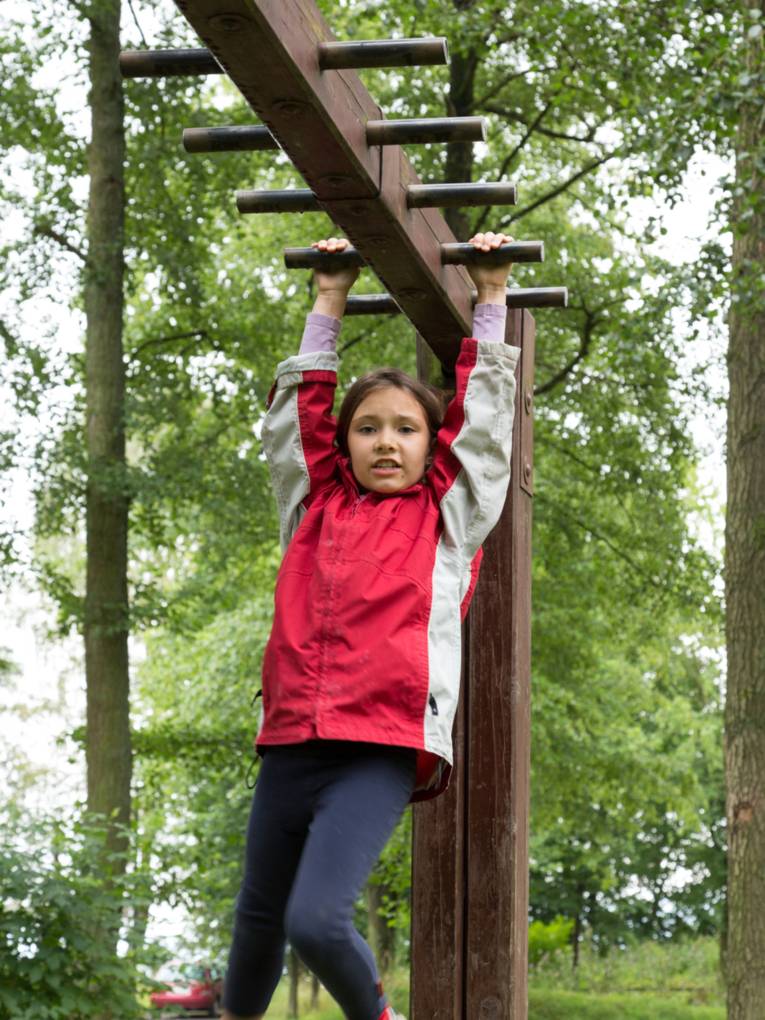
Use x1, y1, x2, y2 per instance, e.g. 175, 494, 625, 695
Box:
357, 425, 375, 433
400, 426, 416, 434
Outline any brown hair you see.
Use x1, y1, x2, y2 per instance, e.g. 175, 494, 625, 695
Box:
335, 368, 445, 457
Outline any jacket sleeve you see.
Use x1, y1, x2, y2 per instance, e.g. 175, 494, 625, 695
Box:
261, 350, 339, 550
428, 337, 521, 559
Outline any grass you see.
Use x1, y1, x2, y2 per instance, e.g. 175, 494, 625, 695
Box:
528, 989, 724, 1020
265, 983, 725, 1020
225, 938, 726, 1020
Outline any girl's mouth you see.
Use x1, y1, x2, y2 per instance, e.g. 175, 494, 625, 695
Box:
371, 461, 401, 476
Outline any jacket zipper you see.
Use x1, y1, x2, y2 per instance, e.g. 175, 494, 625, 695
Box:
350, 493, 367, 517
315, 493, 367, 732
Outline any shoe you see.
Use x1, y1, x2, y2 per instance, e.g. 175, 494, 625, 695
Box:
378, 1009, 406, 1020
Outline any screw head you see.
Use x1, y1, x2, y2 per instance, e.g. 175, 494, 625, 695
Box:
272, 99, 309, 117
523, 459, 532, 481
208, 13, 248, 32
524, 387, 533, 413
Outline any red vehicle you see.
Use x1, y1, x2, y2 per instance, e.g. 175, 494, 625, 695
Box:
149, 962, 223, 1016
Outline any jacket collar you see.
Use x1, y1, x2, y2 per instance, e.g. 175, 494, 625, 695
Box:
337, 455, 427, 501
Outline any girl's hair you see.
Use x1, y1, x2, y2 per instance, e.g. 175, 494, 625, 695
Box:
335, 368, 445, 457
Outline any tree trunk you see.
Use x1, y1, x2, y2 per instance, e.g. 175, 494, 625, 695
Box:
444, 43, 478, 237
725, 3, 765, 1017
571, 881, 584, 970
310, 972, 320, 1010
366, 880, 395, 976
288, 945, 300, 1018
84, 0, 131, 871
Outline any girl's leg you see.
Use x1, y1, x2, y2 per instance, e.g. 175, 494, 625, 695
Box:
284, 745, 416, 1020
222, 750, 313, 1018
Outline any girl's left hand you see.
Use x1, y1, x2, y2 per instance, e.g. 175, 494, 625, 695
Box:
466, 231, 514, 302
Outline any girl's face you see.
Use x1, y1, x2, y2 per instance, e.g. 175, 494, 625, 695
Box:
347, 385, 433, 494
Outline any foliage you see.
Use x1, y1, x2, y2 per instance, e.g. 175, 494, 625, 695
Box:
529, 916, 575, 967
0, 811, 159, 1020
0, 0, 735, 990
533, 935, 724, 1005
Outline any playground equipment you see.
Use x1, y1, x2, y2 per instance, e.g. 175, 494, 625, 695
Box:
121, 3, 567, 1016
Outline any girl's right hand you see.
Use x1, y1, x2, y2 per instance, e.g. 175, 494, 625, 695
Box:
311, 237, 360, 296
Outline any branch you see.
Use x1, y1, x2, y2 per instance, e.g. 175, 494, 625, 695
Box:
484, 103, 599, 144
130, 330, 209, 360
534, 309, 597, 396
503, 150, 619, 223
33, 224, 88, 264
474, 101, 558, 234
470, 66, 556, 112
126, 0, 149, 46
338, 327, 375, 356
540, 497, 664, 595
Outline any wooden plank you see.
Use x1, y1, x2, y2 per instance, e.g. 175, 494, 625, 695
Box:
172, 0, 475, 365
411, 333, 464, 1020
464, 309, 533, 1020
412, 318, 532, 1019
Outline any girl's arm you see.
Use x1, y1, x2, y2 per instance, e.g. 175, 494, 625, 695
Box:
429, 232, 521, 558
261, 238, 359, 549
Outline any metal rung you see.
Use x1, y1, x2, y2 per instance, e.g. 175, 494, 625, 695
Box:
237, 189, 320, 214
238, 182, 516, 214
407, 182, 517, 208
318, 37, 448, 69
502, 286, 567, 308
366, 117, 486, 146
284, 241, 542, 270
284, 247, 362, 270
345, 294, 402, 315
183, 126, 279, 153
345, 288, 568, 314
119, 48, 222, 78
441, 241, 543, 265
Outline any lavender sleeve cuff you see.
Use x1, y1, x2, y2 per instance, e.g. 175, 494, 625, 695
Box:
472, 302, 507, 342
299, 312, 342, 354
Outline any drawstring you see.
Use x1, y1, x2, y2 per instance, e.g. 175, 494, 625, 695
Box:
246, 689, 264, 788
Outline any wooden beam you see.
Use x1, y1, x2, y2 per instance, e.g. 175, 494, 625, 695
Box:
170, 0, 479, 365
411, 311, 533, 1020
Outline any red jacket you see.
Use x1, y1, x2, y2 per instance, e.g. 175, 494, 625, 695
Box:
256, 337, 520, 800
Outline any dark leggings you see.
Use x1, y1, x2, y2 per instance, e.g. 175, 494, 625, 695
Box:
223, 740, 417, 1020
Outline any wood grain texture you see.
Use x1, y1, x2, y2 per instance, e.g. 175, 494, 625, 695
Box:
172, 0, 477, 365
411, 318, 533, 1019
463, 309, 532, 1020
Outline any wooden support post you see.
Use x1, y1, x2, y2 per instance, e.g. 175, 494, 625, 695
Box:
412, 309, 533, 1020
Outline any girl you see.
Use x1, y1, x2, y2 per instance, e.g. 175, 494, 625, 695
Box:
222, 232, 520, 1020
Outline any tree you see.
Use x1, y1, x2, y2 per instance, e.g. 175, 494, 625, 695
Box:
82, 0, 132, 884
724, 2, 765, 1016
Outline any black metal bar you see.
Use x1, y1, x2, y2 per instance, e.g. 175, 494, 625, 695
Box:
318, 37, 448, 69
182, 126, 279, 153
285, 241, 546, 271
366, 117, 486, 146
407, 182, 517, 209
284, 247, 364, 270
503, 287, 567, 308
441, 241, 544, 265
119, 48, 222, 78
236, 189, 320, 214
346, 294, 402, 315
344, 288, 568, 314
